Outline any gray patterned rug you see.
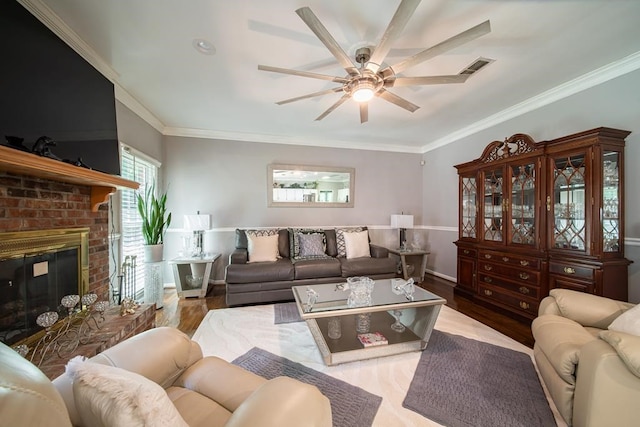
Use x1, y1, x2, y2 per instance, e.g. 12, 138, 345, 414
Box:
403, 330, 556, 427
233, 347, 382, 427
274, 302, 303, 324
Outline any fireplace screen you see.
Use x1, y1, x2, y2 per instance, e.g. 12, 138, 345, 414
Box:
0, 228, 88, 346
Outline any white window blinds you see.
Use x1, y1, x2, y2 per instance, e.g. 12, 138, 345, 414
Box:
120, 146, 158, 297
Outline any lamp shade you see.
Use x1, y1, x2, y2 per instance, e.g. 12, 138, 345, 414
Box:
391, 214, 414, 229
183, 214, 210, 231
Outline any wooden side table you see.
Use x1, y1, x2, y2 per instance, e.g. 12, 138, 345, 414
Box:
388, 248, 430, 282
169, 254, 220, 298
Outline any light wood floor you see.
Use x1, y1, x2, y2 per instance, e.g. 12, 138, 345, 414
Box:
155, 275, 534, 348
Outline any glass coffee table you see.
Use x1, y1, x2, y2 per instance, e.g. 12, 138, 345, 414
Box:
292, 279, 446, 365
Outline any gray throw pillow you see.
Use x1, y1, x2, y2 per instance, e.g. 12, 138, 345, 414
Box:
298, 233, 326, 257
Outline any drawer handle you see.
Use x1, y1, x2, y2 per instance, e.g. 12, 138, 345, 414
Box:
484, 265, 493, 271
519, 301, 530, 310
484, 289, 493, 296
484, 254, 492, 259
564, 267, 576, 274
502, 257, 509, 262
519, 286, 530, 295
484, 277, 493, 283
463, 249, 470, 255
519, 272, 530, 280
520, 260, 530, 267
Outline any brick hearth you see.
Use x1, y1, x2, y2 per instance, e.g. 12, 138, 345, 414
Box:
0, 171, 110, 300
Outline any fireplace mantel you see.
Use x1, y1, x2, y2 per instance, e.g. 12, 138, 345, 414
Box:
0, 145, 138, 211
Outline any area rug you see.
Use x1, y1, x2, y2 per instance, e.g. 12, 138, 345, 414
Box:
233, 347, 382, 427
192, 304, 564, 426
274, 302, 303, 324
403, 330, 556, 427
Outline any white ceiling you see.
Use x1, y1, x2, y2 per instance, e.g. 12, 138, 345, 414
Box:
27, 0, 640, 153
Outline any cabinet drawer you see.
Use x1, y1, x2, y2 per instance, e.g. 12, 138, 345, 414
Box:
479, 250, 541, 269
549, 276, 595, 294
549, 262, 595, 281
458, 247, 477, 258
478, 261, 540, 285
478, 284, 539, 316
478, 273, 540, 299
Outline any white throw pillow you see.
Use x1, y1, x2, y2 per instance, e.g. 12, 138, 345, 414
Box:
343, 230, 371, 259
65, 356, 188, 427
608, 304, 640, 336
247, 233, 280, 263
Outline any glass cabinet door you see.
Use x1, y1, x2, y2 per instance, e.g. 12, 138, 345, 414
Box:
460, 176, 477, 239
603, 150, 621, 253
551, 154, 587, 251
510, 162, 536, 246
482, 168, 504, 242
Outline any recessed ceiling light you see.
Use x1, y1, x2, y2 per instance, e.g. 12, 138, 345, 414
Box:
192, 38, 216, 55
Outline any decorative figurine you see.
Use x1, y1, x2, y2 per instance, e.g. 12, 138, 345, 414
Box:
31, 136, 61, 160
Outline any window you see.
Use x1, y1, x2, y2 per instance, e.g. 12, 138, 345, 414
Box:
119, 145, 160, 298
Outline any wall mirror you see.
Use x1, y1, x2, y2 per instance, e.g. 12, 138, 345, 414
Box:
268, 164, 355, 208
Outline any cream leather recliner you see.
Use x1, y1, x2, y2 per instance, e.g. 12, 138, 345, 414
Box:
0, 326, 332, 427
532, 289, 639, 426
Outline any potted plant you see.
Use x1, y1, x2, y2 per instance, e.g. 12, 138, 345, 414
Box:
136, 183, 172, 262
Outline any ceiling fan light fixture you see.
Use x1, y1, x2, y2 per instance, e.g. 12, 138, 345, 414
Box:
352, 83, 375, 102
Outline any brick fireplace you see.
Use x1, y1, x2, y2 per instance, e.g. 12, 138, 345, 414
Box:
0, 172, 111, 300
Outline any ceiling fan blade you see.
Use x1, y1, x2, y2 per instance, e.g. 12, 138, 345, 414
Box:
315, 94, 351, 121
390, 74, 470, 87
382, 20, 491, 77
378, 89, 420, 112
258, 65, 349, 83
296, 7, 359, 75
360, 102, 369, 124
366, 0, 422, 74
276, 87, 344, 105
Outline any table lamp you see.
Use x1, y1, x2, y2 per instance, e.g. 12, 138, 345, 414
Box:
391, 214, 414, 251
184, 213, 210, 257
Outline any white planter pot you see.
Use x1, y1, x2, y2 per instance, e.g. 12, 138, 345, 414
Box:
144, 244, 164, 263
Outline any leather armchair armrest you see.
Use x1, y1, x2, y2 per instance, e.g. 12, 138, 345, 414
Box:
540, 289, 632, 329
225, 377, 332, 427
230, 249, 248, 264
370, 244, 389, 258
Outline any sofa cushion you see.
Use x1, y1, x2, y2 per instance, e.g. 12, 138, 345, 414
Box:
335, 227, 365, 257
225, 259, 295, 284
324, 229, 338, 257
599, 330, 640, 378
294, 258, 342, 280
340, 256, 396, 278
247, 234, 280, 263
236, 229, 290, 258
608, 303, 640, 336
531, 315, 596, 384
65, 356, 189, 427
344, 230, 371, 259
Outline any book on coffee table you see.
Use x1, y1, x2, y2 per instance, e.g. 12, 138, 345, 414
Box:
357, 332, 388, 347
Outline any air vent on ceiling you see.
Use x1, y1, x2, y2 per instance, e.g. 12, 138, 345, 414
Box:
459, 57, 494, 76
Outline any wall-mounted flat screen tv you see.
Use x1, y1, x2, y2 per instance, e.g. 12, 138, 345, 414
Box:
0, 0, 121, 175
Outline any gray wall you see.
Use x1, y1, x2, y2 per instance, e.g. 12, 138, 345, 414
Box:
422, 68, 640, 302
161, 137, 423, 281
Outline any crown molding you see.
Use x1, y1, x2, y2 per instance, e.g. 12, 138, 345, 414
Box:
114, 85, 165, 133
421, 50, 640, 153
162, 127, 423, 153
17, 0, 119, 82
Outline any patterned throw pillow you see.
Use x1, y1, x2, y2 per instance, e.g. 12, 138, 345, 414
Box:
335, 227, 365, 257
246, 229, 279, 237
298, 233, 326, 257
289, 228, 326, 260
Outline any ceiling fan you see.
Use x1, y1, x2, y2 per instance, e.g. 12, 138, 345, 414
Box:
258, 0, 491, 123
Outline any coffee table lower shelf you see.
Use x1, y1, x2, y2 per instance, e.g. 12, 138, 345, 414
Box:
306, 311, 425, 366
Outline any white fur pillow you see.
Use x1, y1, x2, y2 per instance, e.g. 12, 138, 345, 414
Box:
247, 233, 280, 263
608, 304, 640, 336
65, 356, 188, 427
343, 230, 371, 259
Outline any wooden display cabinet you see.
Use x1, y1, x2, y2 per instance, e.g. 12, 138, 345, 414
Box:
454, 128, 631, 321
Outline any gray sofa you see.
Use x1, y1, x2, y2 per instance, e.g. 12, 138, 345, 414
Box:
225, 228, 397, 306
